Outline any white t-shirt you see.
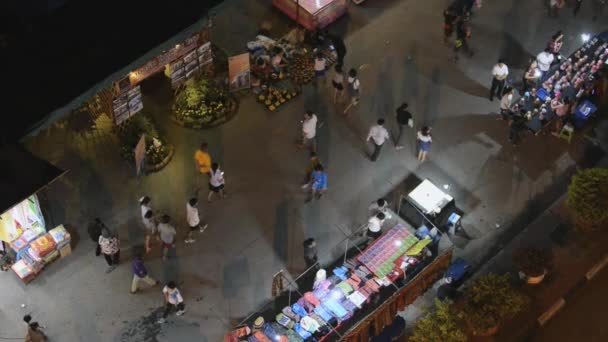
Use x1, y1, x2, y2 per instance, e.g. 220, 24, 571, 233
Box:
163, 286, 184, 304
417, 132, 432, 142
492, 64, 509, 79
302, 114, 318, 139
368, 216, 385, 233
536, 52, 554, 72
186, 203, 200, 227
367, 125, 389, 145
348, 77, 360, 91
157, 223, 176, 244
209, 168, 225, 187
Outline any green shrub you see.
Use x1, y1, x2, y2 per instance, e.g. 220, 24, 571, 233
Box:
410, 299, 466, 342
567, 168, 608, 232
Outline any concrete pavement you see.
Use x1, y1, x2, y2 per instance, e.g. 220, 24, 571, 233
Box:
1, 0, 606, 341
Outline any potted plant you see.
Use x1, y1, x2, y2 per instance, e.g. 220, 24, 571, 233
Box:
513, 247, 553, 284
410, 299, 467, 342
463, 273, 528, 336
567, 168, 608, 232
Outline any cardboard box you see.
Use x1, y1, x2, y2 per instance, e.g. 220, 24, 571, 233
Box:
59, 244, 72, 258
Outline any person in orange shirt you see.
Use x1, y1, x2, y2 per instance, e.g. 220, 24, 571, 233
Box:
194, 142, 212, 190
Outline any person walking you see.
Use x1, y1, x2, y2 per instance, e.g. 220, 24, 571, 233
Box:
185, 198, 208, 244
366, 119, 390, 162
548, 31, 564, 61
25, 322, 47, 342
301, 151, 322, 189
453, 18, 473, 61
142, 209, 156, 253
499, 87, 514, 120
87, 217, 105, 256
549, 0, 565, 17
140, 196, 152, 221
157, 215, 176, 261
313, 52, 327, 85
331, 35, 347, 68
489, 59, 509, 101
99, 228, 120, 273
208, 163, 226, 202
306, 164, 327, 203
299, 110, 318, 152
573, 0, 583, 15
331, 65, 345, 104
194, 142, 212, 190
443, 7, 458, 44
302, 238, 318, 269
158, 281, 186, 323
394, 103, 413, 150
417, 126, 433, 162
131, 254, 158, 294
343, 68, 361, 115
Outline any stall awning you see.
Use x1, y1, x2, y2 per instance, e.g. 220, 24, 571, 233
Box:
0, 145, 66, 215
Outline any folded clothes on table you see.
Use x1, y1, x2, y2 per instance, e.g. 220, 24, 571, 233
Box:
323, 299, 348, 319
291, 303, 308, 318
335, 281, 354, 296
313, 305, 333, 322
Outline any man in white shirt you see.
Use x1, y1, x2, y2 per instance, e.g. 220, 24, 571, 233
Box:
158, 215, 177, 261
366, 118, 390, 162
300, 110, 318, 152
536, 48, 554, 76
489, 59, 508, 101
185, 198, 208, 244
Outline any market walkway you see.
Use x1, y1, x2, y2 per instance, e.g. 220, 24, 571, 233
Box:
1, 0, 606, 341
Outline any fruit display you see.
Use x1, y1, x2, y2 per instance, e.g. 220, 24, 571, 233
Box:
257, 86, 299, 111
116, 112, 173, 172
173, 78, 233, 126
288, 52, 314, 85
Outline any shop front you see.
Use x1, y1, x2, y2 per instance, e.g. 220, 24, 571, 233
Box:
224, 204, 453, 342
0, 145, 70, 283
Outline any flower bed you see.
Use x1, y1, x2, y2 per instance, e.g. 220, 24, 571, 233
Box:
116, 112, 173, 173
172, 78, 238, 129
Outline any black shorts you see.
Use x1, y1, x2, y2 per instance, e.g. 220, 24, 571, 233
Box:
332, 81, 344, 91
189, 224, 199, 231
209, 183, 225, 192
368, 230, 382, 239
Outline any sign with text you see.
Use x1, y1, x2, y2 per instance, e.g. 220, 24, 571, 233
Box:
129, 28, 210, 85
228, 53, 251, 92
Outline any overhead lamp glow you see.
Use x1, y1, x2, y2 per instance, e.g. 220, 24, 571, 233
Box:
581, 33, 591, 42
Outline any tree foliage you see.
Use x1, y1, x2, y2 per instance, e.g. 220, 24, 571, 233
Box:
567, 168, 608, 232
410, 299, 467, 342
463, 273, 527, 332
513, 247, 553, 277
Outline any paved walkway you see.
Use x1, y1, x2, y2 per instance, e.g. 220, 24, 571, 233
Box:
1, 0, 606, 341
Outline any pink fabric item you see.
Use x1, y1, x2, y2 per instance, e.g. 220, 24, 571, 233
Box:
304, 292, 321, 307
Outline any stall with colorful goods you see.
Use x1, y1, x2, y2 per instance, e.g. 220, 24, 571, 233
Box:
225, 213, 453, 342
0, 145, 70, 283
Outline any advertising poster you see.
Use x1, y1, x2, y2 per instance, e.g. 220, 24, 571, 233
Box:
228, 53, 251, 92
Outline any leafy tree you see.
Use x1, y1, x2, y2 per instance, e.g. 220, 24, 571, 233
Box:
410, 299, 466, 342
463, 273, 527, 333
567, 168, 608, 232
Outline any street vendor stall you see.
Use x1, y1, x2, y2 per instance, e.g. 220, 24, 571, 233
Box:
224, 206, 453, 342
0, 145, 70, 283
272, 0, 348, 31
399, 179, 463, 235
512, 32, 608, 136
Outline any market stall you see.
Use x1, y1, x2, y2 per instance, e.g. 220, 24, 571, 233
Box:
0, 145, 70, 283
272, 0, 348, 31
399, 179, 463, 235
225, 208, 453, 342
512, 32, 608, 136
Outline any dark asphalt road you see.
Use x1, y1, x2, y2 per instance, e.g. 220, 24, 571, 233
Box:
533, 266, 608, 342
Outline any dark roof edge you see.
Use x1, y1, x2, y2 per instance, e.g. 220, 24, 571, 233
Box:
21, 15, 212, 141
